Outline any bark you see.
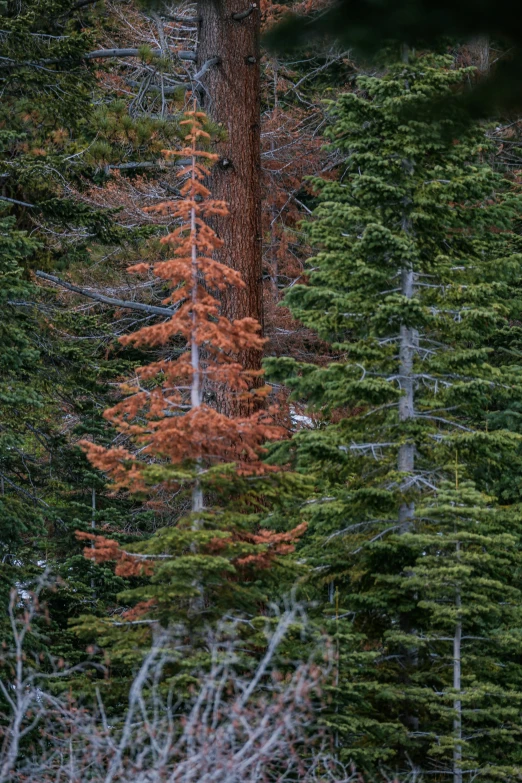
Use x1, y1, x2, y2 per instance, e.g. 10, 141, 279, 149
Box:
398, 254, 417, 532
398, 176, 419, 733
454, 547, 463, 783
196, 0, 263, 397
190, 188, 204, 612
469, 36, 490, 74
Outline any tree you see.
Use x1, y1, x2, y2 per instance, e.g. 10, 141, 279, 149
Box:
266, 52, 522, 775
396, 479, 522, 781
197, 0, 263, 384
0, 214, 42, 612
266, 0, 521, 117
0, 0, 168, 668
78, 108, 306, 632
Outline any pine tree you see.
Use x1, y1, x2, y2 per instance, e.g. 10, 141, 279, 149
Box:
78, 108, 306, 633
394, 478, 522, 780
0, 214, 42, 613
266, 52, 522, 775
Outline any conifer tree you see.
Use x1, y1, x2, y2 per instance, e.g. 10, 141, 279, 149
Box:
0, 214, 42, 612
79, 108, 306, 630
266, 53, 522, 775
396, 479, 522, 781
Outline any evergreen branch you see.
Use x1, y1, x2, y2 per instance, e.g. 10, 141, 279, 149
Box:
35, 272, 176, 318
415, 415, 474, 432
0, 472, 60, 517
126, 79, 192, 95
351, 525, 400, 554
324, 519, 395, 543
339, 442, 394, 457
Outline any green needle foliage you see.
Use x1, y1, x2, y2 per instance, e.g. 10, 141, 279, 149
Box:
266, 53, 522, 776
395, 480, 522, 779
266, 0, 522, 117
0, 214, 43, 563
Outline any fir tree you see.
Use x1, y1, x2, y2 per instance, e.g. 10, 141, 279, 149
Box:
78, 108, 306, 635
395, 478, 522, 781
266, 53, 522, 776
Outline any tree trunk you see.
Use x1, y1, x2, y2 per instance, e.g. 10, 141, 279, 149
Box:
398, 255, 417, 532
454, 556, 463, 783
197, 0, 263, 395
398, 193, 419, 734
469, 36, 489, 74
398, 45, 416, 528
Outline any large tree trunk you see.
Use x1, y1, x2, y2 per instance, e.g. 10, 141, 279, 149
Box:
197, 0, 263, 397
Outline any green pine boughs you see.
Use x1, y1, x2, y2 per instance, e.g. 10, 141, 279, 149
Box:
267, 53, 522, 777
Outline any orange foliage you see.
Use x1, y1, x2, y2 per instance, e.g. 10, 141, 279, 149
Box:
122, 600, 158, 621
78, 109, 304, 595
82, 110, 285, 491
81, 109, 285, 487
76, 531, 155, 577
77, 519, 308, 582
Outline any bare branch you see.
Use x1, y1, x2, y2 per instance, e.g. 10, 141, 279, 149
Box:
0, 195, 35, 208
164, 13, 201, 24
232, 4, 257, 20
193, 56, 221, 81
35, 271, 176, 318
85, 47, 196, 61
0, 592, 353, 783
0, 49, 197, 69
105, 158, 190, 171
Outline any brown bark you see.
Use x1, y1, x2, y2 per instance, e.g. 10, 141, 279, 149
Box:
197, 0, 263, 392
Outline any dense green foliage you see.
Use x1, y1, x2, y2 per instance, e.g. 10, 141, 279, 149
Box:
267, 54, 522, 778
4, 1, 522, 779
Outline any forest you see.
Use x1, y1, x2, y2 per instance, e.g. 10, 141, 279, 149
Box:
3, 0, 522, 780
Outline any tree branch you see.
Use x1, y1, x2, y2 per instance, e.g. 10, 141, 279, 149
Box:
35, 271, 175, 317
85, 48, 196, 61
126, 57, 221, 94
68, 0, 102, 10
0, 49, 196, 69
193, 56, 221, 81
164, 13, 201, 24
0, 195, 35, 208
232, 4, 257, 20
104, 158, 190, 172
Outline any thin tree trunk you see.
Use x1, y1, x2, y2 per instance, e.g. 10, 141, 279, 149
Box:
197, 0, 263, 411
398, 258, 417, 532
190, 178, 204, 612
398, 41, 415, 527
454, 555, 463, 783
91, 487, 96, 591
398, 173, 419, 733
470, 36, 490, 74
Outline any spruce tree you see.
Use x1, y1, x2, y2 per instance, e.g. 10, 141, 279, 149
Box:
266, 53, 522, 776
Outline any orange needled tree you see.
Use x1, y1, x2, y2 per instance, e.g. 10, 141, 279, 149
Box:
77, 108, 306, 628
